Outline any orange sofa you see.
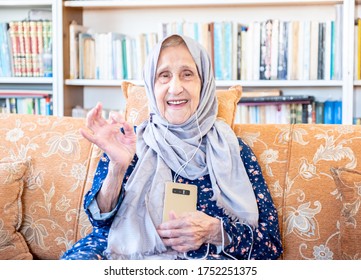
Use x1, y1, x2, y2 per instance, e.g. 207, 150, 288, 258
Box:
1, 112, 360, 259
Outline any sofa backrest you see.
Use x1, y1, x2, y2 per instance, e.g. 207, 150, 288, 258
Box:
0, 113, 94, 259
2, 112, 361, 259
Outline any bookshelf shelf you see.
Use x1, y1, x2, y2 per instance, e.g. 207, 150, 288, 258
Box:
65, 79, 140, 87
0, 77, 53, 85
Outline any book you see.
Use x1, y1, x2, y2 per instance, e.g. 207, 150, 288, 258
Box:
69, 21, 90, 79
270, 19, 279, 80
291, 21, 299, 80
240, 24, 247, 80
317, 22, 326, 80
290, 103, 297, 123
323, 100, 334, 124
287, 21, 294, 80
324, 20, 332, 80
78, 32, 93, 79
297, 20, 304, 80
277, 21, 288, 80
42, 20, 52, 77
0, 22, 13, 77
330, 21, 335, 80
8, 21, 21, 77
83, 34, 96, 79
309, 20, 319, 80
245, 22, 253, 81
333, 100, 342, 124
223, 21, 233, 80
264, 19, 273, 80
29, 20, 39, 77
259, 21, 267, 80
252, 21, 261, 81
36, 20, 44, 77
334, 4, 343, 80
23, 21, 32, 77
302, 21, 311, 80
239, 95, 314, 104
213, 21, 223, 80
236, 24, 247, 80
356, 18, 361, 80
295, 103, 303, 123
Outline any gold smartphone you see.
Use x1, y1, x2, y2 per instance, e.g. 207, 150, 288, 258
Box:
162, 182, 198, 222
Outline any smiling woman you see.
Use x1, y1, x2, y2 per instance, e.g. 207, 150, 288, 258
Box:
61, 34, 283, 260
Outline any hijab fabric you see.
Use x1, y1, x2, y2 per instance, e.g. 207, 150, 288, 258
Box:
105, 34, 259, 260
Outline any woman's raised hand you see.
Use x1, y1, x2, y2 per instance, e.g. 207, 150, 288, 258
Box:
80, 102, 137, 168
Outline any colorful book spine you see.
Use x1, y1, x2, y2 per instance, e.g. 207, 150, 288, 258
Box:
0, 23, 13, 77
277, 21, 288, 80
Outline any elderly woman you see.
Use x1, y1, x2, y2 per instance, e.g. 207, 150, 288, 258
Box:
61, 34, 282, 260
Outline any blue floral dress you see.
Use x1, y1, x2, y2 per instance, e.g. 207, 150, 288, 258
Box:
61, 138, 283, 260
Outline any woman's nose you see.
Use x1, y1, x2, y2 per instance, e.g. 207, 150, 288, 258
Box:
168, 76, 183, 95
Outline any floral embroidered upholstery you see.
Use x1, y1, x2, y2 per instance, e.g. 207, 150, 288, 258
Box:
0, 113, 93, 259
1, 112, 361, 260
330, 167, 361, 260
233, 124, 292, 247
0, 159, 33, 260
235, 124, 361, 260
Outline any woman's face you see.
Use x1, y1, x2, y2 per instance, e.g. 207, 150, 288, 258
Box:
154, 44, 201, 125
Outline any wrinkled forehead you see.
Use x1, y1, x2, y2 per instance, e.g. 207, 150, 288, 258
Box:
156, 43, 200, 76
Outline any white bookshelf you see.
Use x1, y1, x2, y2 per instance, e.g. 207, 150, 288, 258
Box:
0, 0, 63, 115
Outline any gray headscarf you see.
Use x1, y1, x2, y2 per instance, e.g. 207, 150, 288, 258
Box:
105, 34, 258, 260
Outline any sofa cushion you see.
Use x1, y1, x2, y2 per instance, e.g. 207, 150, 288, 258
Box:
0, 114, 94, 259
0, 159, 33, 260
122, 81, 242, 128
330, 167, 361, 260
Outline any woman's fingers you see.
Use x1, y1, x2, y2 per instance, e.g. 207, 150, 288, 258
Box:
108, 110, 125, 124
86, 103, 107, 129
79, 127, 97, 144
157, 211, 220, 252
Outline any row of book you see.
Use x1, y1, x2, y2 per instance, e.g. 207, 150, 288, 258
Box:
160, 16, 343, 81
69, 21, 158, 80
0, 19, 52, 78
0, 90, 53, 115
68, 4, 342, 82
235, 95, 342, 124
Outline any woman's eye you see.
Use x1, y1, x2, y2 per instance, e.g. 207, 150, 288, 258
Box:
183, 71, 194, 79
158, 72, 171, 83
